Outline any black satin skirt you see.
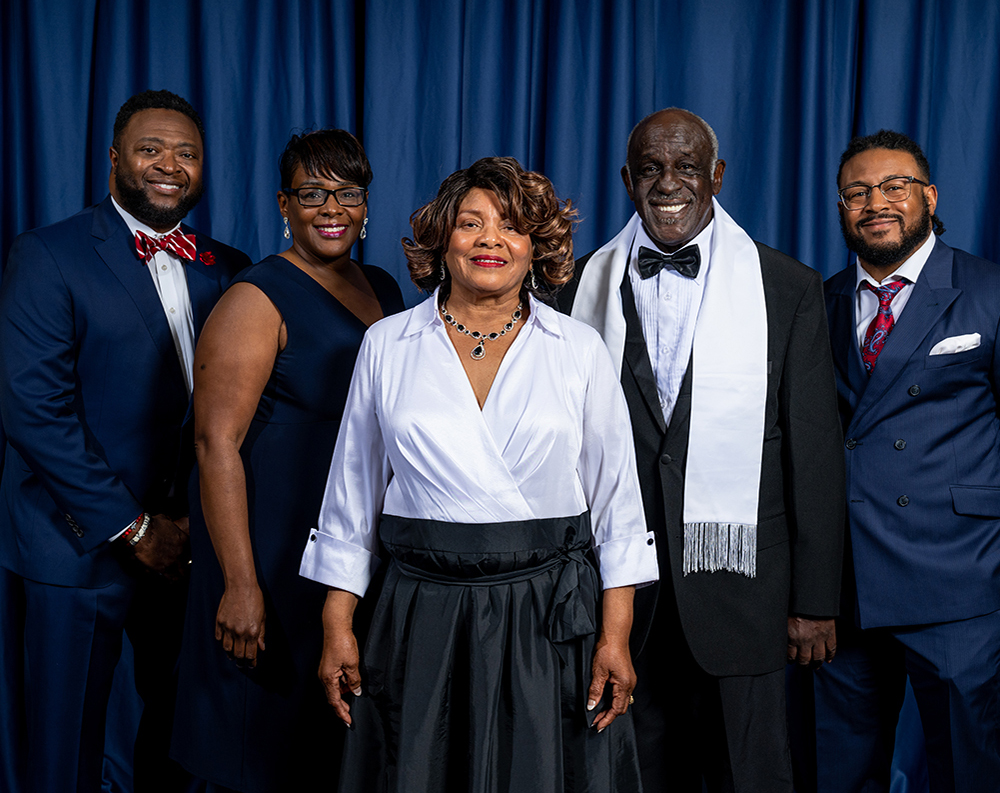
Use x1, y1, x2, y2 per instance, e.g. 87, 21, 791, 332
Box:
338, 512, 642, 793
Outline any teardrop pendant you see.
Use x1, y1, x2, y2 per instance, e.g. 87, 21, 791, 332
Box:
440, 300, 522, 363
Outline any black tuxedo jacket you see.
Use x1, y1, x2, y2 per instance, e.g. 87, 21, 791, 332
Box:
561, 241, 845, 676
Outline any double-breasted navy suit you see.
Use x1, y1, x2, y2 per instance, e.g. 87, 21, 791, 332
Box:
0, 195, 248, 792
813, 236, 1000, 790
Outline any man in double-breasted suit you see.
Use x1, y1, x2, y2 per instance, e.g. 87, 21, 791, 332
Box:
0, 90, 249, 792
809, 130, 1000, 792
561, 108, 845, 792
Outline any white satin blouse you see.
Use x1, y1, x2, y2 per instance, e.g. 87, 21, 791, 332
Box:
299, 291, 658, 597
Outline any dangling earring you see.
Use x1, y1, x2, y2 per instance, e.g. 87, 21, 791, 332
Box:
283, 217, 290, 240
360, 217, 368, 240
439, 262, 447, 281
526, 267, 539, 291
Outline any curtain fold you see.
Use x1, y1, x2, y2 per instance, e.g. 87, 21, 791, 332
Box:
2, 0, 998, 302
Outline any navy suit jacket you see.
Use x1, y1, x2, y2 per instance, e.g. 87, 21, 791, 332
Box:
825, 238, 1000, 629
0, 196, 249, 588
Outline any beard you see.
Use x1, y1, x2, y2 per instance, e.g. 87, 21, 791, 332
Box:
115, 168, 204, 229
840, 193, 932, 270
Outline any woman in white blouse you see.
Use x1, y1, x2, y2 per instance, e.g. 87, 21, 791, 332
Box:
299, 157, 658, 792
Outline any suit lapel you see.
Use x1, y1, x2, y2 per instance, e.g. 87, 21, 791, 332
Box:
827, 273, 867, 416
182, 229, 224, 335
620, 269, 667, 434
92, 197, 185, 389
848, 241, 959, 436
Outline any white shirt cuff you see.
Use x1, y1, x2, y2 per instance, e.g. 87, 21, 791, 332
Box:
299, 529, 381, 598
594, 530, 659, 589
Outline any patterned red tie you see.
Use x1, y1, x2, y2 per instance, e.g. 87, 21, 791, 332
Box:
134, 229, 197, 264
861, 279, 907, 374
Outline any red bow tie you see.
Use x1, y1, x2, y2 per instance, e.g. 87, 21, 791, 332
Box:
134, 229, 197, 264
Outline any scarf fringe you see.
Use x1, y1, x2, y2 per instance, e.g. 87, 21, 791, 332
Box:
682, 522, 757, 578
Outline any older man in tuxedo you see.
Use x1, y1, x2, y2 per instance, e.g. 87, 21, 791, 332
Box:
0, 89, 249, 792
561, 108, 844, 792
808, 130, 1000, 792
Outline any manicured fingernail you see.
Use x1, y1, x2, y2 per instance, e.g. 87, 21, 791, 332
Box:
352, 687, 362, 696
587, 699, 596, 711
597, 727, 605, 734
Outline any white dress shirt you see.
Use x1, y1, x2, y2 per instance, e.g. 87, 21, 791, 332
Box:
112, 197, 196, 394
629, 220, 714, 424
854, 233, 937, 348
299, 292, 659, 597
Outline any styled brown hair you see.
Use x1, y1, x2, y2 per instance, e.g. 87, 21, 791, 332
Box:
402, 157, 577, 298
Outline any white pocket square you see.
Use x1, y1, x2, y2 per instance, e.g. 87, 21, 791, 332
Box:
929, 332, 981, 356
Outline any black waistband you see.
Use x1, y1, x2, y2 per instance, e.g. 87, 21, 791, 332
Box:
378, 512, 592, 584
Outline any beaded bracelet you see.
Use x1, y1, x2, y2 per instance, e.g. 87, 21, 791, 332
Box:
119, 512, 145, 544
128, 513, 152, 547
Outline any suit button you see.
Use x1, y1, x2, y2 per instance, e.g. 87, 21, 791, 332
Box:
845, 439, 857, 450
894, 439, 906, 450
908, 385, 921, 396
660, 453, 672, 465
897, 495, 910, 507
73, 527, 84, 537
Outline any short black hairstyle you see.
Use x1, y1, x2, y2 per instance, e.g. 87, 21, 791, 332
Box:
278, 129, 373, 189
837, 129, 932, 185
838, 129, 945, 235
112, 90, 205, 149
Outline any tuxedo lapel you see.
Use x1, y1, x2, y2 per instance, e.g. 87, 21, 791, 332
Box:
91, 197, 185, 390
620, 270, 666, 434
848, 242, 959, 436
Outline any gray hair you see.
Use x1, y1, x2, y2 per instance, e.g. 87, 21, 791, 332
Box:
624, 107, 719, 182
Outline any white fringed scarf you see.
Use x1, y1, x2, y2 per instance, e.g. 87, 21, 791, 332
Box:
572, 199, 767, 577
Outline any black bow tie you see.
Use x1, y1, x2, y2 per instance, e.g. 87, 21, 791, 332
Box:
637, 245, 701, 280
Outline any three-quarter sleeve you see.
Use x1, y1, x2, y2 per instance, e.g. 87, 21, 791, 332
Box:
299, 334, 391, 597
576, 333, 659, 589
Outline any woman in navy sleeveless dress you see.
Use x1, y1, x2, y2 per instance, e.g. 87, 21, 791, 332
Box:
172, 131, 404, 793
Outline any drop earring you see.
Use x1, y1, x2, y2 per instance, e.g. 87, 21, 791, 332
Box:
360, 217, 368, 240
283, 217, 290, 240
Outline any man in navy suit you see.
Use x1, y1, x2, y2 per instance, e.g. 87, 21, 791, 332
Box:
813, 130, 1000, 791
0, 90, 248, 792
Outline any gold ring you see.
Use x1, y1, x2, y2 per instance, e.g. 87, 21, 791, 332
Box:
628, 695, 634, 705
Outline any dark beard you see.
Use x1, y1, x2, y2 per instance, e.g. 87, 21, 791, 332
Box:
115, 169, 203, 229
840, 193, 932, 270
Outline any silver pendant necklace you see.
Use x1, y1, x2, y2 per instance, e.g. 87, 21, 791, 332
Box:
440, 300, 523, 360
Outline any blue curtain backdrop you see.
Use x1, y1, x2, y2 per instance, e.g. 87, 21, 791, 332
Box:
3, 0, 999, 305
2, 2, 996, 791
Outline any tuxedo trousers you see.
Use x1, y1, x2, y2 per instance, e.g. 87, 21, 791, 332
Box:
631, 578, 793, 793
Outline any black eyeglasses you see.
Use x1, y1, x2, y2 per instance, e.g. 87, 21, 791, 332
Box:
282, 186, 368, 208
838, 176, 928, 210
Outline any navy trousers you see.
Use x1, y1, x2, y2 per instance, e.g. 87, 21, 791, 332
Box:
0, 565, 189, 793
810, 609, 1000, 792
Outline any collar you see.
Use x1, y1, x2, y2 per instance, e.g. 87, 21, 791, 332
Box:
401, 287, 562, 339
111, 196, 184, 239
855, 232, 937, 291
631, 217, 715, 284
